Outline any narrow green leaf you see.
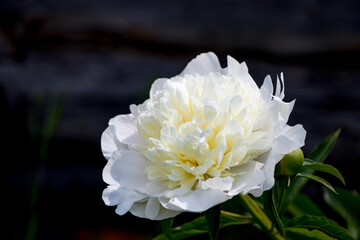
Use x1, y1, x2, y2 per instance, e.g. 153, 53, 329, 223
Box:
287, 193, 325, 217
153, 211, 252, 240
286, 227, 336, 240
162, 218, 173, 240
324, 187, 360, 239
263, 190, 285, 236
297, 173, 337, 194
205, 204, 221, 240
282, 129, 341, 214
308, 129, 341, 162
301, 159, 345, 185
286, 215, 354, 240
238, 195, 284, 240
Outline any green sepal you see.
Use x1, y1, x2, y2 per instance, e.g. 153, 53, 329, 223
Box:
281, 129, 341, 214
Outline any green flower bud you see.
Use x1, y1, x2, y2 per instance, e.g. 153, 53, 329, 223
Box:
275, 149, 304, 177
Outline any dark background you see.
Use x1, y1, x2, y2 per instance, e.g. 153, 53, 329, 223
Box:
1, 1, 360, 239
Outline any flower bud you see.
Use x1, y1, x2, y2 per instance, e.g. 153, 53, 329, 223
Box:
275, 149, 304, 177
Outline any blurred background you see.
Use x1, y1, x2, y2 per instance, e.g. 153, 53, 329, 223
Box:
1, 1, 360, 239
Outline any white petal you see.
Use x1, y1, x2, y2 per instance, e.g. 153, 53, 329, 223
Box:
145, 197, 161, 219
273, 124, 306, 154
102, 185, 122, 206
101, 125, 125, 160
181, 52, 221, 76
260, 75, 274, 102
130, 200, 180, 220
110, 114, 145, 146
275, 73, 285, 99
259, 150, 283, 192
102, 186, 144, 216
227, 55, 258, 89
150, 78, 168, 98
198, 177, 233, 191
228, 161, 265, 196
163, 189, 230, 212
270, 98, 295, 124
103, 150, 149, 190
102, 157, 120, 186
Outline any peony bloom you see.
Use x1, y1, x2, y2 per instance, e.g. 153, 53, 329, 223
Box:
101, 52, 306, 220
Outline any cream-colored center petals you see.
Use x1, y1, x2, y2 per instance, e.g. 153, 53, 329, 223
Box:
135, 73, 273, 190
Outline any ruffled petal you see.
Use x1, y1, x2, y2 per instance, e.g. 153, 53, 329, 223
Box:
197, 176, 233, 191
256, 150, 283, 193
145, 197, 161, 219
130, 199, 181, 220
273, 124, 306, 154
101, 125, 126, 160
162, 189, 230, 212
228, 161, 265, 196
181, 52, 221, 76
103, 150, 149, 190
260, 75, 274, 102
150, 78, 168, 98
109, 114, 145, 146
102, 186, 144, 215
227, 55, 258, 89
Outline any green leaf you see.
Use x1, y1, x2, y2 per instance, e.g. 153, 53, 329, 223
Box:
282, 129, 341, 214
300, 159, 345, 185
205, 204, 221, 240
286, 215, 354, 240
263, 190, 285, 236
238, 195, 284, 240
162, 218, 174, 240
307, 129, 341, 162
153, 211, 252, 240
324, 187, 360, 239
296, 173, 337, 194
286, 227, 336, 240
287, 193, 325, 217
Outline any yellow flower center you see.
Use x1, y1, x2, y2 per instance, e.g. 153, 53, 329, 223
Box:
135, 73, 272, 190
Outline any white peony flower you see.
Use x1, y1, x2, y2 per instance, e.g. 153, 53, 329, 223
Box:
101, 52, 306, 220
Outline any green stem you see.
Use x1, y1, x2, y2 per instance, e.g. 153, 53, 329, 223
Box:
238, 195, 284, 240
276, 177, 288, 215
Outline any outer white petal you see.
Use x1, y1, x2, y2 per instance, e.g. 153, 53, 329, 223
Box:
162, 189, 231, 212
101, 125, 125, 160
181, 52, 221, 76
110, 114, 145, 146
256, 124, 306, 193
256, 150, 284, 194
267, 98, 295, 125
260, 75, 274, 102
273, 124, 306, 154
130, 199, 181, 220
228, 161, 265, 196
102, 186, 144, 215
102, 185, 122, 206
102, 150, 148, 190
102, 156, 120, 186
226, 55, 258, 89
